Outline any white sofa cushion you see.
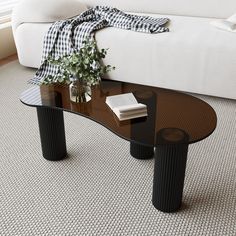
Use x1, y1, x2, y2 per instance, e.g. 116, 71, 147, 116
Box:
15, 13, 236, 99
79, 0, 236, 19
15, 23, 48, 68
12, 0, 87, 31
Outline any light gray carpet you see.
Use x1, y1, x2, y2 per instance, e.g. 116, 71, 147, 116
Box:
0, 61, 235, 236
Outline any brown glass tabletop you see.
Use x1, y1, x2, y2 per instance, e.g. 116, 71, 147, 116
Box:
20, 80, 216, 146
20, 79, 217, 213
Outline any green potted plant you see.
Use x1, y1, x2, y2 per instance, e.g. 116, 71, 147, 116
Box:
43, 39, 115, 103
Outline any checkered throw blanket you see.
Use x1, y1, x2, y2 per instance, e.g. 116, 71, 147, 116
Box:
31, 6, 169, 85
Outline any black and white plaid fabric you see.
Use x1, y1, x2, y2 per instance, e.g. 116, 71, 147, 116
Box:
31, 6, 169, 85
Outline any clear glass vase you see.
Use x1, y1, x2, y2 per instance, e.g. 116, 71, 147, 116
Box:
69, 79, 91, 103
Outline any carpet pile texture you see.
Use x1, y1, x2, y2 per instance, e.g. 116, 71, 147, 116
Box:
0, 61, 235, 235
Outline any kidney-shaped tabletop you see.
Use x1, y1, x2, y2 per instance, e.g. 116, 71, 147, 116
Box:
20, 80, 217, 147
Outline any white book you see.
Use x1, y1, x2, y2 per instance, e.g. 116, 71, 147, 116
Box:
113, 103, 147, 114
106, 93, 138, 109
105, 93, 148, 121
114, 110, 148, 121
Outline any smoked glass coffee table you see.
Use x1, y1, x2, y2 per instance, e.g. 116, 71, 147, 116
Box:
20, 80, 217, 213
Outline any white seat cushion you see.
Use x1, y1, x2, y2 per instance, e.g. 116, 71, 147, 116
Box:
98, 13, 236, 99
15, 13, 236, 99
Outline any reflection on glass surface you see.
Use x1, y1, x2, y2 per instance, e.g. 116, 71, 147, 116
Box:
20, 80, 217, 146
131, 90, 157, 146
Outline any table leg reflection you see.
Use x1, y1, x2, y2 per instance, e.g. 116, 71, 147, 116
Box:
130, 90, 157, 159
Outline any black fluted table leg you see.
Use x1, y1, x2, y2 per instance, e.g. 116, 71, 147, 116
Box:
36, 107, 67, 161
130, 142, 154, 159
152, 128, 189, 212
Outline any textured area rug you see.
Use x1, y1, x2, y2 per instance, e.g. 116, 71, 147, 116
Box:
0, 61, 235, 235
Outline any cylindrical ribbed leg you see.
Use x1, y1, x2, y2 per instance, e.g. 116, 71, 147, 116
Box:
130, 142, 154, 159
37, 107, 67, 161
152, 128, 189, 212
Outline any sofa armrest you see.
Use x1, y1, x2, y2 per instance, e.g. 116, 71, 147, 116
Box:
12, 0, 87, 32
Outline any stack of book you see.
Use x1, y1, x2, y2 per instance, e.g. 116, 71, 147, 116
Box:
105, 93, 147, 121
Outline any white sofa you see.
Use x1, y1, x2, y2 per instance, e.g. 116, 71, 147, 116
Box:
12, 0, 236, 99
